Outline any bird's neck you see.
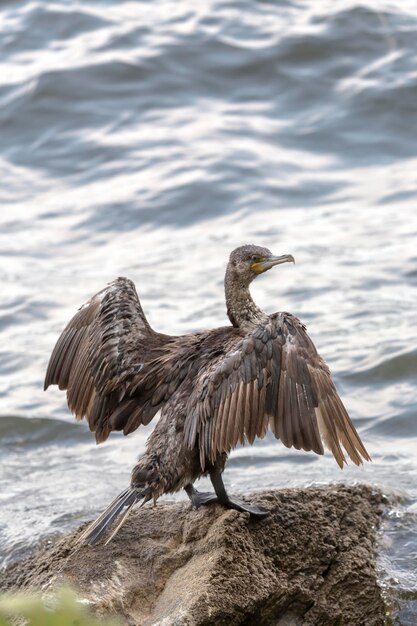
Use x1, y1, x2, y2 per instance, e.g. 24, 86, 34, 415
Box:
224, 269, 265, 330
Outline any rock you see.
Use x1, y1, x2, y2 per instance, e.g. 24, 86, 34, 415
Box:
1, 485, 386, 626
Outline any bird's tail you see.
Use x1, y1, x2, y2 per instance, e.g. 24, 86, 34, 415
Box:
78, 486, 152, 546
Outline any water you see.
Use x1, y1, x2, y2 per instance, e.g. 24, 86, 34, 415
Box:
1, 0, 416, 622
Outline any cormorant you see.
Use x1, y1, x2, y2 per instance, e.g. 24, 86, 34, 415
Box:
44, 244, 370, 545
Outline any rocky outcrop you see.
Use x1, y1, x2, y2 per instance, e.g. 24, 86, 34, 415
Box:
2, 485, 386, 626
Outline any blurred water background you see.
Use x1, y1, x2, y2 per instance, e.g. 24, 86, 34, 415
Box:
0, 0, 416, 622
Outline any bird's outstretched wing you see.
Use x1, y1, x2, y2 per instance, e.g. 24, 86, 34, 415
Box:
185, 312, 370, 468
44, 277, 179, 443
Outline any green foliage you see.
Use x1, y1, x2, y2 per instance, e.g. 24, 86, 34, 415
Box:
0, 587, 120, 626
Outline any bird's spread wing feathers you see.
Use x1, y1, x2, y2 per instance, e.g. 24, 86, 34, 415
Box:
44, 277, 179, 443
184, 313, 370, 468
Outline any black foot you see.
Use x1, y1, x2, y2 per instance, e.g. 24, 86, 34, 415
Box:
223, 495, 269, 517
209, 468, 269, 518
185, 484, 218, 509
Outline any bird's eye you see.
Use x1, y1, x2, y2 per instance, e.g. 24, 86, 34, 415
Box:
251, 255, 260, 262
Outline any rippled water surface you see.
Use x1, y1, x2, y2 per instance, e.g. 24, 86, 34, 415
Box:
1, 1, 417, 622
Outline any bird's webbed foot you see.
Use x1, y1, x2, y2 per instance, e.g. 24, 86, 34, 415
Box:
220, 495, 269, 517
184, 484, 218, 509
209, 468, 269, 518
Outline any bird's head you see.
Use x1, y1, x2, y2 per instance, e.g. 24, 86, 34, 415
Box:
228, 244, 295, 285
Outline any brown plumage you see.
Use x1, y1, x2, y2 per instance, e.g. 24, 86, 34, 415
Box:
44, 244, 370, 545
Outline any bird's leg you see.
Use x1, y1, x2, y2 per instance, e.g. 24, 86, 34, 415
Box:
209, 468, 269, 517
184, 484, 219, 508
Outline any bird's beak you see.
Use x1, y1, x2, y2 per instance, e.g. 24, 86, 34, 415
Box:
251, 254, 295, 274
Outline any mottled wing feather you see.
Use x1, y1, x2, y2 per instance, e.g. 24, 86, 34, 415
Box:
185, 313, 370, 468
44, 277, 173, 443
